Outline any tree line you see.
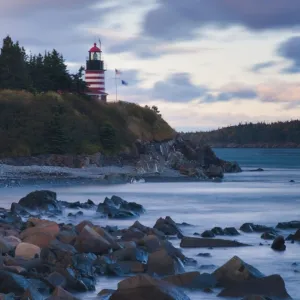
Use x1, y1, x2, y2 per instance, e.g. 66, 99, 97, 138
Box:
183, 120, 300, 146
0, 35, 86, 93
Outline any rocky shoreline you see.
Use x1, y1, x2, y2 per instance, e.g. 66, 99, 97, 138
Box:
0, 190, 298, 299
0, 137, 242, 185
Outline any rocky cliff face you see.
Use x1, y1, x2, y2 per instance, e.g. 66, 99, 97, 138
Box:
133, 135, 241, 179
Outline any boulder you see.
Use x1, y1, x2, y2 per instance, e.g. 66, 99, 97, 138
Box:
22, 287, 44, 300
20, 220, 59, 240
271, 236, 286, 251
18, 190, 62, 214
75, 220, 94, 233
276, 221, 300, 229
56, 230, 77, 245
223, 227, 240, 236
153, 217, 183, 238
163, 271, 217, 289
218, 274, 291, 299
213, 256, 265, 286
138, 235, 161, 253
261, 231, 277, 240
180, 237, 249, 248
23, 232, 55, 248
15, 243, 41, 260
74, 225, 111, 254
47, 272, 67, 288
211, 227, 225, 235
286, 229, 300, 241
147, 249, 184, 276
242, 296, 270, 300
240, 223, 274, 233
0, 271, 30, 295
201, 230, 215, 238
0, 293, 15, 300
93, 226, 120, 250
97, 195, 145, 219
112, 247, 148, 263
0, 237, 14, 254
46, 286, 80, 300
3, 236, 21, 248
204, 165, 224, 178
110, 274, 190, 300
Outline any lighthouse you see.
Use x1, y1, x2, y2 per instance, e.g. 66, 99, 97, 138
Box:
85, 42, 107, 102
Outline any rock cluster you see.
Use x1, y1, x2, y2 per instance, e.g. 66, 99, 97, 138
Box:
0, 190, 296, 299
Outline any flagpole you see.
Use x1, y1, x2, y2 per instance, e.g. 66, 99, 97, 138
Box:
115, 71, 118, 102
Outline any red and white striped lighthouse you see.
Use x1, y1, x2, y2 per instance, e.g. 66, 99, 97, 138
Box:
85, 42, 107, 102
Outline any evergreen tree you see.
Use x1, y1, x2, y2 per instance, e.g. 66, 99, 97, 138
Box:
99, 123, 117, 152
0, 36, 31, 90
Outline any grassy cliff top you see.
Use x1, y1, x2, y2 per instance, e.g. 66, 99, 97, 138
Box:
0, 90, 175, 157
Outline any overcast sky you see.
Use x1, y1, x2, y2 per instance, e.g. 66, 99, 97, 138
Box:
1, 0, 300, 131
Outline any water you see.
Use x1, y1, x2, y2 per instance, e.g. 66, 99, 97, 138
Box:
0, 149, 299, 299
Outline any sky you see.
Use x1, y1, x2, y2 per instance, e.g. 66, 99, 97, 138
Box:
1, 1, 300, 131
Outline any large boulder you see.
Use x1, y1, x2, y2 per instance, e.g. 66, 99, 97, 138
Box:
147, 249, 184, 276
15, 242, 41, 260
153, 217, 183, 238
74, 225, 111, 254
109, 274, 190, 300
271, 236, 286, 251
163, 271, 217, 290
240, 223, 274, 233
218, 274, 291, 299
180, 237, 249, 248
18, 190, 62, 214
276, 221, 300, 229
97, 195, 145, 219
286, 229, 300, 241
213, 256, 265, 286
46, 286, 80, 300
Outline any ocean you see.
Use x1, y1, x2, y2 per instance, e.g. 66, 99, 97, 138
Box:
0, 148, 299, 299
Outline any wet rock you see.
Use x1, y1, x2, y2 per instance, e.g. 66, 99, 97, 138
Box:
276, 221, 300, 229
204, 164, 224, 179
218, 274, 291, 299
271, 236, 286, 251
74, 225, 111, 254
47, 272, 67, 288
75, 220, 94, 233
0, 211, 22, 227
112, 247, 148, 263
197, 253, 211, 257
180, 237, 249, 248
286, 229, 300, 241
72, 253, 97, 278
110, 274, 190, 300
240, 223, 274, 233
0, 237, 14, 254
15, 242, 41, 260
211, 227, 225, 235
20, 219, 59, 241
153, 216, 183, 238
163, 271, 217, 289
0, 271, 30, 295
201, 230, 215, 238
68, 211, 83, 218
261, 231, 277, 240
46, 286, 80, 300
97, 195, 145, 219
60, 199, 95, 210
147, 249, 185, 276
199, 264, 216, 270
92, 226, 120, 250
138, 235, 161, 253
213, 256, 265, 286
130, 221, 165, 239
98, 289, 115, 299
224, 227, 240, 236
23, 232, 56, 248
241, 296, 270, 300
22, 287, 44, 300
177, 222, 193, 227
249, 168, 264, 172
114, 261, 146, 274
10, 203, 30, 217
18, 190, 62, 215
0, 293, 15, 300
56, 230, 77, 245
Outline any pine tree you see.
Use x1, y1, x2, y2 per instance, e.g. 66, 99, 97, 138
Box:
0, 36, 31, 90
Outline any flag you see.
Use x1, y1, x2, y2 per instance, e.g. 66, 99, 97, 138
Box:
115, 69, 121, 75
121, 80, 128, 86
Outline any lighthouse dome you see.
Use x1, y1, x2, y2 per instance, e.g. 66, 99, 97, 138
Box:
89, 43, 101, 52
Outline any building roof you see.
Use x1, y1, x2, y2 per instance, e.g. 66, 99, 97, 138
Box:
89, 43, 101, 53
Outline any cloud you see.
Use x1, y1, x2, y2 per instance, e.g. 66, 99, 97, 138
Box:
256, 81, 300, 103
143, 1, 300, 40
151, 73, 208, 102
277, 36, 300, 73
251, 61, 277, 72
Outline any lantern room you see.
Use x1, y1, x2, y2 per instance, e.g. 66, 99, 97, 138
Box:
89, 43, 101, 60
